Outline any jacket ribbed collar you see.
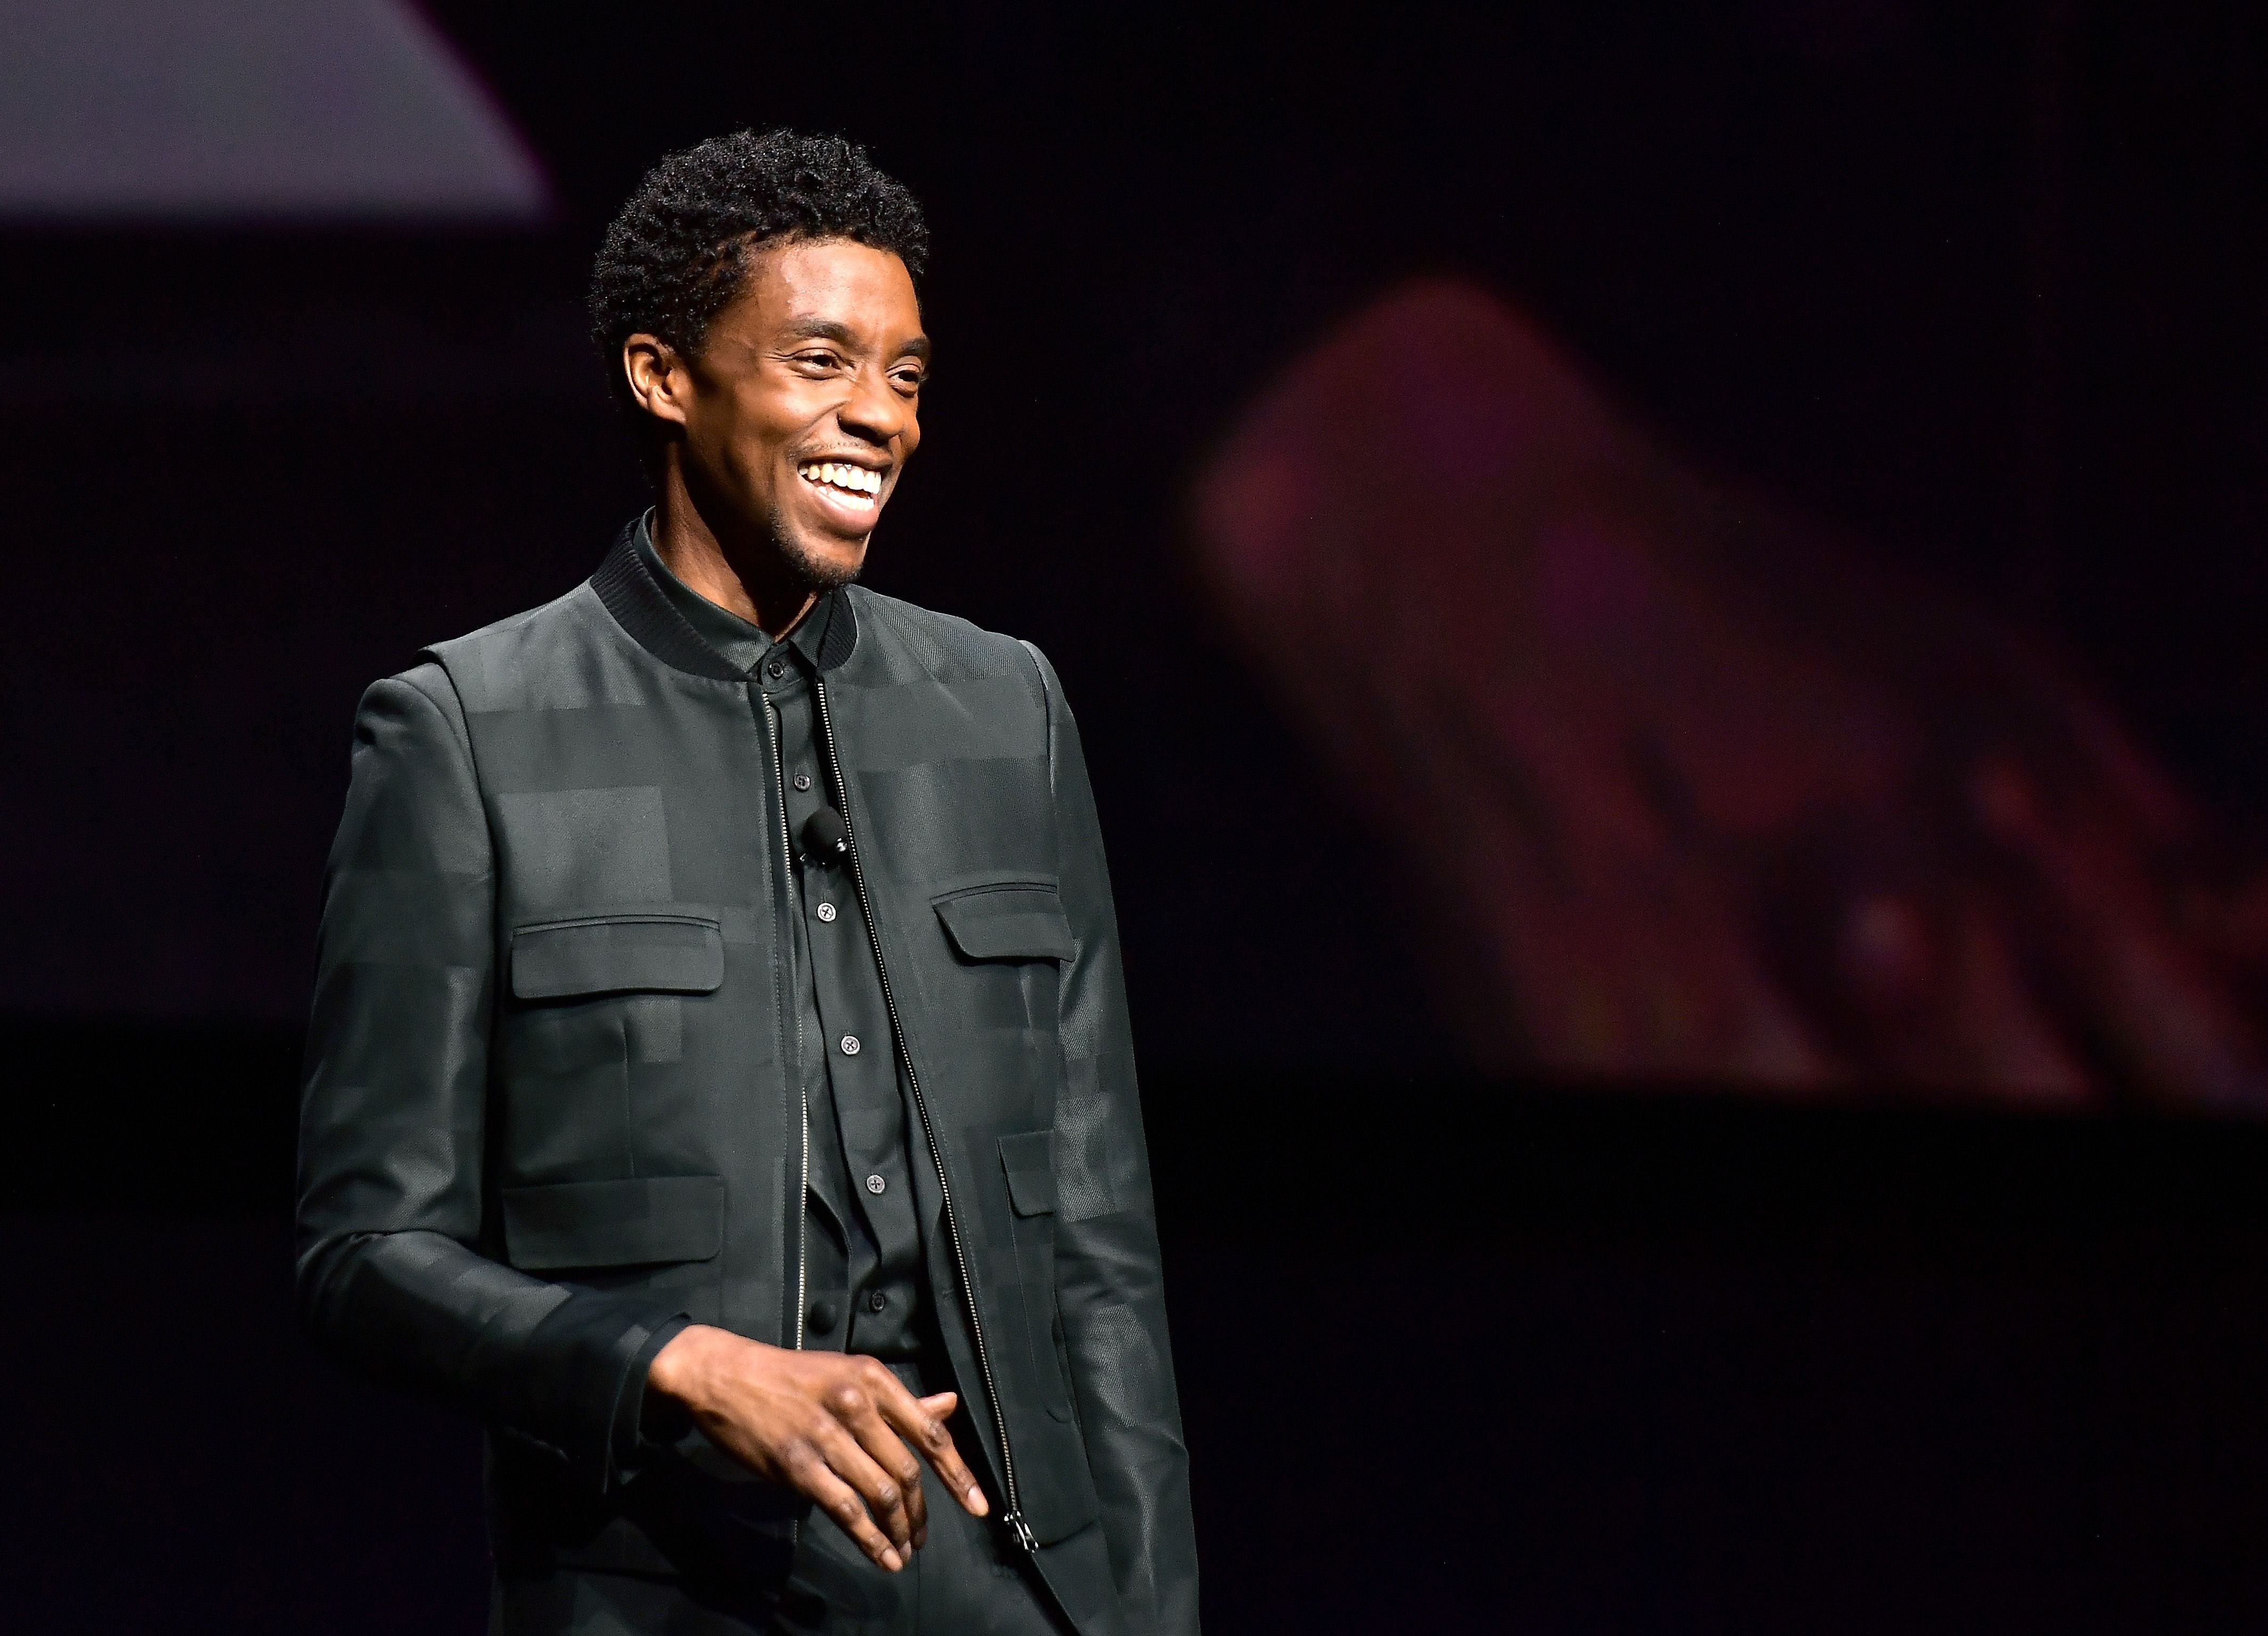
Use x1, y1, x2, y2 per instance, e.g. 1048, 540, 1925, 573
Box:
588, 514, 860, 681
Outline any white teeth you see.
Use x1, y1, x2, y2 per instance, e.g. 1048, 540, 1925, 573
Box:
800, 462, 884, 502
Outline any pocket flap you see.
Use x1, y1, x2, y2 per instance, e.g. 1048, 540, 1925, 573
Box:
935, 887, 1075, 962
502, 1175, 725, 1271
511, 914, 724, 1000
998, 1130, 1058, 1216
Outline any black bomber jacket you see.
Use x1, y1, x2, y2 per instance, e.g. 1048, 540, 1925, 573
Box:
294, 524, 1198, 1635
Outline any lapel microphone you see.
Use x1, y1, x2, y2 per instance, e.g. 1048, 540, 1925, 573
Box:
801, 806, 850, 864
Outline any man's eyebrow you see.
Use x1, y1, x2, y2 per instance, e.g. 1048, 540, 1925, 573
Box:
777, 317, 930, 362
779, 317, 861, 348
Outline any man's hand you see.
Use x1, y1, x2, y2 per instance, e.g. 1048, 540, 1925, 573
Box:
644, 1324, 990, 1570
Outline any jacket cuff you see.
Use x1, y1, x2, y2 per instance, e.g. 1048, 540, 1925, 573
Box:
515, 1289, 689, 1494
611, 1313, 695, 1480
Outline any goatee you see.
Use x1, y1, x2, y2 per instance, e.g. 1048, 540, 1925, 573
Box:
776, 525, 867, 593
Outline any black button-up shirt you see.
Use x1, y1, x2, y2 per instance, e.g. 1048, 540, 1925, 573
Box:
635, 518, 929, 1358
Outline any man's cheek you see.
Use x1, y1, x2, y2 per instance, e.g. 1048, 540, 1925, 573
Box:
729, 443, 776, 502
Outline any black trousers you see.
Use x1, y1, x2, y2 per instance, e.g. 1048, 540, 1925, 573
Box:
492, 1364, 1075, 1636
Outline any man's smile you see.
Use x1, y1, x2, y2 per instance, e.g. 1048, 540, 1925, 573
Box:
797, 459, 885, 516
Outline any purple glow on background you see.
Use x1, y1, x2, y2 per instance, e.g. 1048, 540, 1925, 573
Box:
1194, 279, 2268, 1109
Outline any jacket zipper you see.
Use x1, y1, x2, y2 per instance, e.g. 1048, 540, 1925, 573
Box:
812, 675, 1039, 1554
760, 692, 811, 1354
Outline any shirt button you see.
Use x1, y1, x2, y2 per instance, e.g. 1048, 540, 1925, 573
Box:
807, 1299, 839, 1335
839, 1034, 861, 1056
867, 1290, 889, 1313
792, 772, 812, 791
767, 659, 785, 679
865, 1173, 886, 1195
816, 902, 837, 923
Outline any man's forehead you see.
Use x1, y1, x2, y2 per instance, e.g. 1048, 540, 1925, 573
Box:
739, 242, 925, 350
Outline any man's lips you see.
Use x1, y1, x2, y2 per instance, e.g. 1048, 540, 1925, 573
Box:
795, 459, 885, 514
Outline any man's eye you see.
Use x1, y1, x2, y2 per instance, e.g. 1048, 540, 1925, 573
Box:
891, 370, 925, 391
796, 351, 841, 370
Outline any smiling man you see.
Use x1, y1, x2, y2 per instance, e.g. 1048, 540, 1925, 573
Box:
296, 130, 1198, 1636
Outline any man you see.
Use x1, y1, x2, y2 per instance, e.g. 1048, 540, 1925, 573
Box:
297, 129, 1198, 1636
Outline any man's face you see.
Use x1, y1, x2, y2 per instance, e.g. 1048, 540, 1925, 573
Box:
642, 237, 928, 587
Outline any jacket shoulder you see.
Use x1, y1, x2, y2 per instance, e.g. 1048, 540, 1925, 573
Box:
418, 581, 637, 715
844, 588, 1045, 702
359, 659, 472, 739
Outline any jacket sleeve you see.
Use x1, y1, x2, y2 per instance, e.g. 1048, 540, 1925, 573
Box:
294, 664, 686, 1494
1023, 642, 1201, 1635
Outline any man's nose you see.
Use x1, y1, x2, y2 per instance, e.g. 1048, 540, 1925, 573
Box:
838, 370, 909, 444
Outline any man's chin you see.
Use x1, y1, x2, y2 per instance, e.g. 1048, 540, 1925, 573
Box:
777, 529, 870, 593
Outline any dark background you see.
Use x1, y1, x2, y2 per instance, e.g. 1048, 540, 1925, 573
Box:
9, 2, 2268, 1629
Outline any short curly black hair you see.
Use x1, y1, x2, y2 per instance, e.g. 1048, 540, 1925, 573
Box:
588, 128, 927, 423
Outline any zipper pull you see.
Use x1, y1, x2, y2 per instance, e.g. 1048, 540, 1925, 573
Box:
1005, 1509, 1039, 1553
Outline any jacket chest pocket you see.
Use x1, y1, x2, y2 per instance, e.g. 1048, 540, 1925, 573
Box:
497, 912, 724, 1182
930, 882, 1073, 1125
932, 882, 1073, 1033
512, 913, 725, 1000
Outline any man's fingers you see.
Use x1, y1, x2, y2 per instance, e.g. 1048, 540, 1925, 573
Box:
808, 1415, 917, 1555
787, 1444, 906, 1572
834, 1362, 935, 1544
882, 1383, 989, 1517
841, 1396, 931, 1546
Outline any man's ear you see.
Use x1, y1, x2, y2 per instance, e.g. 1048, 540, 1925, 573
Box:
622, 334, 691, 430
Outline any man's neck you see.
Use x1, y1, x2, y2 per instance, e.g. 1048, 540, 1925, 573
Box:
651, 470, 818, 640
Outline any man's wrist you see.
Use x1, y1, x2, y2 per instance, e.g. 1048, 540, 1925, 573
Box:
645, 1321, 717, 1407
645, 1321, 772, 1416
